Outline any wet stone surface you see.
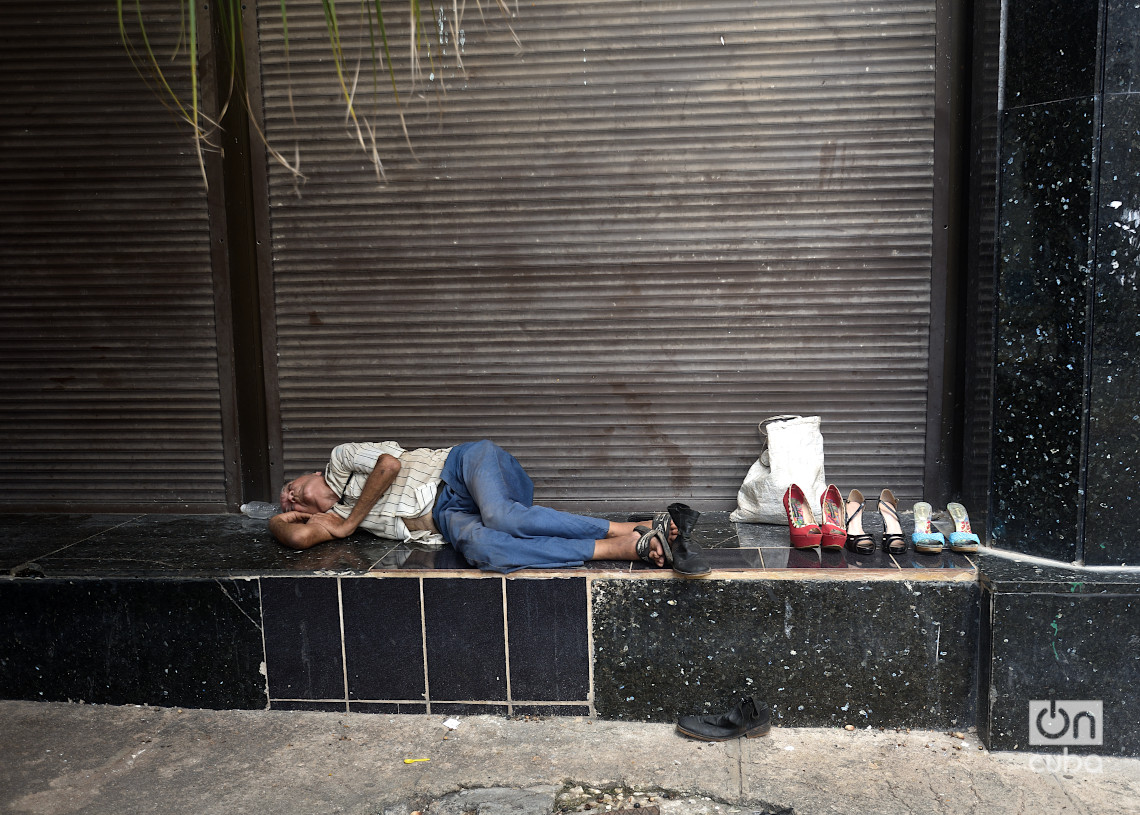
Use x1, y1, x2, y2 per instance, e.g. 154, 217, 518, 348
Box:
1, 511, 980, 577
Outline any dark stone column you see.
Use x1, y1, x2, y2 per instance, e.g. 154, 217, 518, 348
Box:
988, 0, 1099, 562
971, 0, 1140, 756
1085, 0, 1140, 565
970, 0, 1140, 566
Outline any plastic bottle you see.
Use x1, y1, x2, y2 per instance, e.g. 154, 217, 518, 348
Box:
240, 501, 279, 520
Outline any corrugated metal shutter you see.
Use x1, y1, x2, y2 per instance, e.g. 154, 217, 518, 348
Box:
257, 0, 935, 509
0, 0, 227, 510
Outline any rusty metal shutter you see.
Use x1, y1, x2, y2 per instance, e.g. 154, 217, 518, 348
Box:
0, 1, 227, 510
257, 0, 935, 509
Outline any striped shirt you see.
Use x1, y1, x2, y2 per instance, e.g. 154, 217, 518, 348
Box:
323, 441, 452, 546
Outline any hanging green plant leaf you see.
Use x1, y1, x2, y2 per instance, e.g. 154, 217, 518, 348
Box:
116, 0, 519, 189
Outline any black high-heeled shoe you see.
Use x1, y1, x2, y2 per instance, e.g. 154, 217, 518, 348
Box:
878, 489, 907, 554
844, 489, 875, 555
668, 502, 711, 577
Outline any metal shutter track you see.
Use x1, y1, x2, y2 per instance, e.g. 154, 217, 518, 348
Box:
258, 0, 934, 508
0, 0, 226, 509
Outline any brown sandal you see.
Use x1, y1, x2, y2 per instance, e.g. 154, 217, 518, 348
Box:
634, 512, 673, 566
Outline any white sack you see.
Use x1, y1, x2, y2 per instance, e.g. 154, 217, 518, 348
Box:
729, 415, 827, 524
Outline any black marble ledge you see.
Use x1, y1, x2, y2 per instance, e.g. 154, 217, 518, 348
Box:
591, 577, 979, 728
0, 513, 140, 572
2, 513, 407, 577
1, 512, 978, 578
979, 551, 1140, 594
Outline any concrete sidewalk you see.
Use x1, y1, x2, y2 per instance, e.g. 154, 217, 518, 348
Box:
2, 701, 1138, 815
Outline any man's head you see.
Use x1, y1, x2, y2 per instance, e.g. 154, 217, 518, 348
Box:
279, 471, 331, 514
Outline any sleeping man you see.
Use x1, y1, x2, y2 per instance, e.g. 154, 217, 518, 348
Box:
269, 438, 708, 575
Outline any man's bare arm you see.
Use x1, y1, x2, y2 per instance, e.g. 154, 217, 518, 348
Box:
307, 453, 402, 539
268, 511, 336, 550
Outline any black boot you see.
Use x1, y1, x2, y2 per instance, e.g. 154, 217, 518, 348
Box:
667, 502, 711, 576
676, 696, 771, 741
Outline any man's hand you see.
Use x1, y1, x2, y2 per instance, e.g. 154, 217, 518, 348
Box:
307, 512, 356, 539
269, 511, 336, 550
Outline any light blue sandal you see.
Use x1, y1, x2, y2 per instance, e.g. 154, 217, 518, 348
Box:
912, 502, 945, 554
946, 502, 981, 553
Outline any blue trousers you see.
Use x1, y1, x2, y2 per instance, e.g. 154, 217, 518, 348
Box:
432, 440, 609, 572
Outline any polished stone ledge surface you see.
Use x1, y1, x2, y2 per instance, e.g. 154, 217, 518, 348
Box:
1, 511, 978, 579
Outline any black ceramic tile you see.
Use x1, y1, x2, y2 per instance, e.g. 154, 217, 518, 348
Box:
761, 546, 822, 569
511, 704, 591, 717
733, 521, 790, 548
341, 577, 425, 701
261, 577, 345, 701
991, 99, 1095, 561
422, 578, 507, 702
397, 546, 475, 571
0, 578, 265, 708
695, 515, 755, 548
271, 700, 347, 712
27, 514, 395, 577
983, 590, 1140, 755
1086, 93, 1140, 566
0, 513, 139, 571
818, 549, 851, 569
761, 545, 897, 570
703, 548, 763, 570
431, 703, 509, 716
894, 550, 977, 570
585, 559, 632, 573
592, 578, 979, 728
506, 577, 588, 702
1001, 0, 1097, 108
836, 548, 900, 570
1105, 0, 1140, 93
348, 702, 427, 714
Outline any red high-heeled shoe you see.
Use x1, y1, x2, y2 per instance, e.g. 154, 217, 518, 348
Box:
819, 484, 848, 550
782, 484, 823, 549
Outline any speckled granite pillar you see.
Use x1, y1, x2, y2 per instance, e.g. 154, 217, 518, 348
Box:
988, 0, 1098, 561
982, 0, 1140, 566
1085, 0, 1140, 565
972, 0, 1140, 755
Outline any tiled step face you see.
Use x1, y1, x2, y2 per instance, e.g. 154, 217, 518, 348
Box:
258, 573, 978, 728
0, 578, 266, 709
0, 512, 979, 727
0, 571, 978, 731
261, 575, 592, 715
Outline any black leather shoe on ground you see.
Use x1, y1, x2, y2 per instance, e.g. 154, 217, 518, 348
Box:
676, 696, 771, 741
667, 502, 711, 577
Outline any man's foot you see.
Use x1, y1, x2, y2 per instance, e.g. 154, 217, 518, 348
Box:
591, 519, 677, 566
